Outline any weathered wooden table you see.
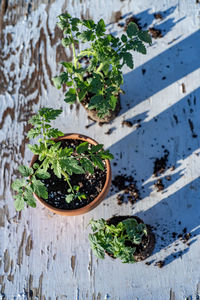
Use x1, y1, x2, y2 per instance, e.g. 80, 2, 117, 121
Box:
1, 0, 200, 299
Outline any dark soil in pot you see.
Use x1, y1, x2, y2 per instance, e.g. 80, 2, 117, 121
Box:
81, 93, 121, 124
107, 215, 155, 262
38, 139, 106, 210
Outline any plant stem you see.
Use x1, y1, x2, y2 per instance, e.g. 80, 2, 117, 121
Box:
61, 170, 74, 194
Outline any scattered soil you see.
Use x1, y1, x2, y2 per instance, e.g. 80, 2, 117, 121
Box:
153, 149, 169, 176
155, 260, 165, 268
38, 139, 106, 210
181, 83, 186, 93
154, 13, 163, 20
112, 174, 140, 205
121, 120, 133, 128
154, 179, 164, 192
149, 27, 162, 39
104, 127, 115, 135
106, 216, 155, 262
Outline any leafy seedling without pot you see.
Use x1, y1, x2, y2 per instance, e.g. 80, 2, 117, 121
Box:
52, 13, 152, 122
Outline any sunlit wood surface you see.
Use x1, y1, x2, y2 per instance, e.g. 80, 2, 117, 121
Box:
0, 0, 200, 299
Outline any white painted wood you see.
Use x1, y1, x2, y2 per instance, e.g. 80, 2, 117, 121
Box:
0, 0, 200, 299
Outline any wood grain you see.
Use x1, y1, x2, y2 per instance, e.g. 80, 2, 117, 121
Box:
0, 0, 200, 299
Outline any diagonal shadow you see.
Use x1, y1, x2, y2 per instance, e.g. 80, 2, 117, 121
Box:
136, 177, 200, 265
109, 87, 200, 199
119, 30, 200, 116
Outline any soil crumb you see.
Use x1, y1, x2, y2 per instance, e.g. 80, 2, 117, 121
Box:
149, 27, 162, 39
122, 120, 133, 128
154, 13, 163, 20
153, 150, 169, 176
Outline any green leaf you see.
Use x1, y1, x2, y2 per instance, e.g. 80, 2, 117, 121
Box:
96, 19, 106, 37
138, 30, 152, 44
79, 30, 94, 42
18, 165, 34, 177
76, 142, 89, 154
52, 72, 68, 89
80, 158, 94, 174
109, 95, 118, 110
126, 22, 139, 37
52, 161, 62, 178
122, 52, 134, 69
64, 88, 77, 104
36, 170, 50, 179
28, 128, 41, 139
60, 158, 85, 175
33, 163, 40, 169
65, 194, 74, 203
11, 179, 26, 192
24, 189, 36, 208
91, 155, 104, 170
14, 195, 25, 211
135, 41, 147, 54
82, 19, 95, 29
88, 95, 103, 110
121, 34, 127, 43
60, 62, 73, 73
32, 179, 48, 199
89, 219, 106, 232
46, 128, 64, 138
62, 37, 72, 47
90, 144, 103, 153
98, 150, 114, 160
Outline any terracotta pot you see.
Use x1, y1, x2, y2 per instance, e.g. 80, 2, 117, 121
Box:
106, 215, 155, 262
30, 133, 112, 216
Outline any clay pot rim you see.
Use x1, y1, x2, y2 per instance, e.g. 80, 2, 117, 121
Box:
30, 133, 112, 216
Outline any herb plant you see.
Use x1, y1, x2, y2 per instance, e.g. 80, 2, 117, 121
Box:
88, 217, 147, 263
52, 13, 152, 118
11, 108, 113, 211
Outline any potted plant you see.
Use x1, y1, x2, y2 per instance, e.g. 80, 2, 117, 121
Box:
88, 215, 155, 263
11, 108, 113, 215
52, 13, 152, 123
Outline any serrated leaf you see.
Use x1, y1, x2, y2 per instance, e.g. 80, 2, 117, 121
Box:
62, 37, 72, 47
64, 88, 77, 104
60, 158, 85, 175
79, 30, 94, 42
36, 170, 50, 179
76, 142, 89, 154
52, 161, 62, 178
11, 179, 26, 192
135, 41, 146, 54
96, 19, 106, 37
52, 72, 68, 89
65, 194, 74, 203
60, 61, 73, 73
138, 30, 152, 44
99, 150, 114, 160
80, 158, 94, 174
18, 165, 34, 177
82, 19, 95, 29
90, 144, 103, 153
122, 52, 134, 69
32, 179, 48, 199
24, 189, 36, 208
38, 108, 62, 121
91, 155, 104, 170
126, 22, 138, 37
14, 195, 25, 211
28, 128, 41, 139
88, 95, 103, 110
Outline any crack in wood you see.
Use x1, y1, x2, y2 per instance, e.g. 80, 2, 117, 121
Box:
25, 234, 33, 256
17, 228, 26, 266
3, 249, 10, 273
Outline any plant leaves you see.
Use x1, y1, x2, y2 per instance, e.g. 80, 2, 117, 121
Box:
90, 155, 104, 170
138, 30, 152, 44
24, 189, 36, 208
126, 22, 139, 37
96, 19, 106, 37
80, 158, 94, 174
36, 170, 51, 179
65, 194, 74, 203
122, 52, 134, 69
32, 179, 48, 199
64, 88, 77, 104
14, 195, 25, 211
90, 144, 103, 153
18, 165, 34, 177
76, 142, 89, 154
11, 179, 26, 192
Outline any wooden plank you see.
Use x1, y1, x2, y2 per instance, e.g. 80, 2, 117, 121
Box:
0, 0, 200, 299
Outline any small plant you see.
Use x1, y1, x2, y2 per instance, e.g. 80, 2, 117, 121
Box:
52, 13, 152, 119
11, 107, 113, 211
88, 217, 147, 263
